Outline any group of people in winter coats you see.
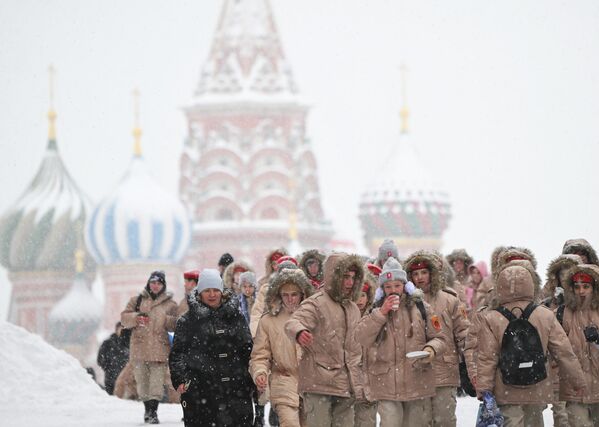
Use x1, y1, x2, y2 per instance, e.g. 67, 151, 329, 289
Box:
93, 237, 599, 427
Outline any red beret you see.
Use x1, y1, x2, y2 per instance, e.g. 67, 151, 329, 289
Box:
408, 261, 428, 272
573, 272, 594, 284
183, 270, 200, 280
277, 255, 298, 266
233, 266, 247, 274
366, 263, 382, 277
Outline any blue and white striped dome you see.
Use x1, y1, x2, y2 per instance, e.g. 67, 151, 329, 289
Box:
85, 155, 191, 265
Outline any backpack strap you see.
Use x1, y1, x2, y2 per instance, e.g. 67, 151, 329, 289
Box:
521, 302, 538, 321
134, 294, 143, 312
415, 300, 428, 338
495, 306, 517, 321
556, 304, 566, 326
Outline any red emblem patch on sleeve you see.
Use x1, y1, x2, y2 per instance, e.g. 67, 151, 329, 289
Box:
460, 307, 468, 319
431, 315, 442, 331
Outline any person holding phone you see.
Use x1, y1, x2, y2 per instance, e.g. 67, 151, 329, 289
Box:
355, 257, 446, 426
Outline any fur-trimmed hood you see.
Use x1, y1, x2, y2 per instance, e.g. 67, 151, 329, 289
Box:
404, 250, 445, 296
223, 260, 254, 293
322, 253, 365, 303
187, 288, 240, 320
298, 249, 325, 282
446, 249, 474, 268
492, 246, 538, 280
563, 264, 599, 311
263, 247, 288, 278
562, 238, 599, 266
544, 254, 583, 296
441, 256, 458, 289
360, 271, 377, 313
264, 268, 314, 315
491, 260, 542, 307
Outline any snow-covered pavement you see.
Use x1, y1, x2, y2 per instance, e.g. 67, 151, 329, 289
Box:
0, 321, 555, 426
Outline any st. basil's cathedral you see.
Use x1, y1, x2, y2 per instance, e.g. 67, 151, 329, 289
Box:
0, 0, 450, 366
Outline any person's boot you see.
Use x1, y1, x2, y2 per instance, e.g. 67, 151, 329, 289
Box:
147, 400, 160, 424
253, 404, 265, 427
268, 406, 279, 427
143, 401, 151, 423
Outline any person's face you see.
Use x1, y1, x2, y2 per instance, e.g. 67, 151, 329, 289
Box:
271, 261, 279, 272
242, 282, 254, 297
200, 288, 222, 308
183, 279, 197, 295
233, 271, 241, 285
412, 268, 431, 293
149, 280, 164, 294
342, 271, 357, 296
470, 268, 482, 286
573, 281, 593, 299
307, 260, 319, 277
356, 293, 368, 311
383, 280, 405, 296
573, 250, 589, 264
280, 284, 302, 311
453, 259, 465, 274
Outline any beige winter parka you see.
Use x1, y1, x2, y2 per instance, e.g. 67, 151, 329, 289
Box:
355, 292, 446, 402
558, 264, 599, 403
223, 260, 254, 294
404, 251, 470, 388
477, 261, 585, 405
250, 269, 314, 408
250, 248, 288, 337
284, 253, 364, 399
121, 288, 178, 363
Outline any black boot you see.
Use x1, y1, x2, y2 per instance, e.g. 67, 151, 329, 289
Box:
268, 406, 279, 427
147, 400, 160, 424
143, 401, 151, 423
253, 404, 265, 427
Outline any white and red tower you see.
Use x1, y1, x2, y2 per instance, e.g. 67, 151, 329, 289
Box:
180, 0, 333, 273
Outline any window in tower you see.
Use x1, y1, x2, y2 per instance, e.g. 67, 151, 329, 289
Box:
216, 208, 233, 221
261, 207, 279, 220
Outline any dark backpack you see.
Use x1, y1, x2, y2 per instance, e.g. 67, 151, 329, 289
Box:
495, 302, 547, 386
121, 294, 143, 348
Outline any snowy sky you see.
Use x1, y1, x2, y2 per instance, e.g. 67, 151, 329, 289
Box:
1, 0, 599, 318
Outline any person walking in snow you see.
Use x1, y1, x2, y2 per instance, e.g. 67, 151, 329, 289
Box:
299, 249, 325, 290
223, 259, 253, 294
285, 252, 364, 427
476, 260, 585, 426
170, 269, 254, 427
120, 270, 178, 424
355, 257, 446, 427
217, 252, 235, 277
178, 269, 199, 317
556, 264, 599, 426
404, 251, 470, 427
239, 271, 257, 324
97, 322, 129, 395
250, 268, 314, 427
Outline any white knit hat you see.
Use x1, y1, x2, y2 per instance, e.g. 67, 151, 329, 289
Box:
196, 269, 224, 293
378, 257, 407, 286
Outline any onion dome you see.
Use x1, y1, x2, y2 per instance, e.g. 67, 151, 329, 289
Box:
0, 67, 95, 273
359, 67, 451, 250
85, 90, 191, 265
48, 251, 102, 344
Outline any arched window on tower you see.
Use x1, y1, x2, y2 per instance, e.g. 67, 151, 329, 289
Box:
216, 208, 233, 221
261, 207, 279, 220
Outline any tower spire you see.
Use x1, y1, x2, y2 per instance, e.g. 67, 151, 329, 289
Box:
47, 64, 57, 146
399, 63, 409, 134
132, 88, 142, 157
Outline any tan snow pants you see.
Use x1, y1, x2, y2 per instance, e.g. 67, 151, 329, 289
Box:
303, 393, 354, 427
499, 404, 544, 427
566, 402, 599, 427
379, 398, 427, 427
424, 386, 456, 427
133, 361, 167, 402
354, 400, 377, 427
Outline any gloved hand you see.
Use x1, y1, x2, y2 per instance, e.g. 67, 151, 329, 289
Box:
423, 346, 435, 363
584, 325, 599, 343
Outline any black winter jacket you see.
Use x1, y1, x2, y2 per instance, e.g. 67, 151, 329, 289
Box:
169, 291, 254, 426
97, 333, 129, 394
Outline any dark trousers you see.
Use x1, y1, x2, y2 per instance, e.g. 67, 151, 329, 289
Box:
181, 391, 253, 427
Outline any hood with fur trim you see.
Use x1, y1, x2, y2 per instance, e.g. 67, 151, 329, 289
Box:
263, 247, 288, 278
562, 264, 599, 311
468, 261, 489, 278
404, 250, 445, 296
544, 254, 583, 297
299, 249, 325, 282
223, 260, 254, 293
187, 288, 239, 320
264, 268, 314, 315
441, 256, 459, 289
562, 238, 599, 266
492, 246, 538, 280
322, 253, 365, 303
491, 260, 541, 307
446, 249, 474, 268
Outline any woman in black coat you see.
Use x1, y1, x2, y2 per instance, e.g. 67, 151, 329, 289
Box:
170, 269, 254, 427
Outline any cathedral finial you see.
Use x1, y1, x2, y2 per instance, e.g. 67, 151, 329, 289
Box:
132, 88, 142, 157
75, 249, 85, 274
48, 64, 57, 143
399, 63, 409, 134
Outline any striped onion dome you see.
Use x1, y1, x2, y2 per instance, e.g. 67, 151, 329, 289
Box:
85, 151, 191, 265
0, 121, 95, 273
359, 128, 451, 241
48, 253, 102, 344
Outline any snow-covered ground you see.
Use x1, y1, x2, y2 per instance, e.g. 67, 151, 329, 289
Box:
0, 320, 555, 426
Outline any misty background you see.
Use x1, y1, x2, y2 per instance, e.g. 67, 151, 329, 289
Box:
1, 0, 598, 319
